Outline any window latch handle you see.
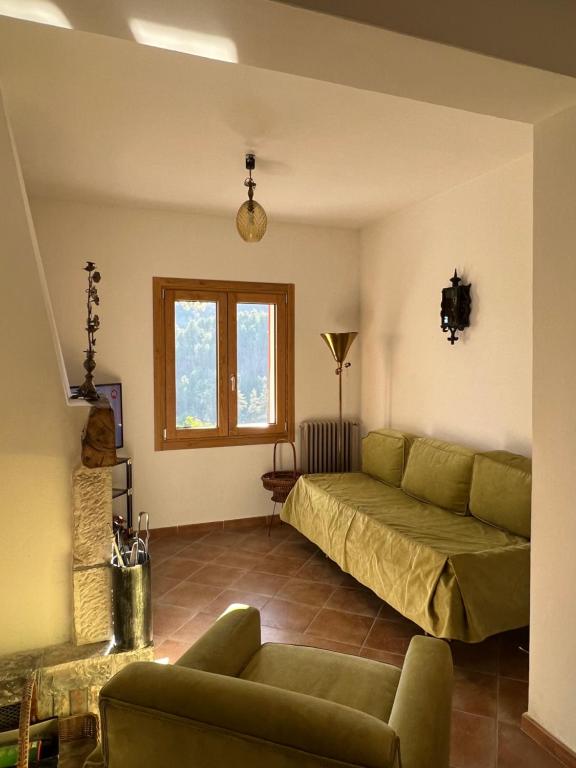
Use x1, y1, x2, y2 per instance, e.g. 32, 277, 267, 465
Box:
231, 374, 236, 392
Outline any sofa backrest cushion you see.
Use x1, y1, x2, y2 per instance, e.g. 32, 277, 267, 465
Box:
362, 429, 417, 487
469, 451, 532, 538
401, 437, 475, 514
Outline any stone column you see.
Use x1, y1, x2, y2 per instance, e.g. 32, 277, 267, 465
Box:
72, 466, 113, 645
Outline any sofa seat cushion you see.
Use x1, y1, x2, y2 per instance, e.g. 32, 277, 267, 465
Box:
401, 438, 475, 514
469, 451, 532, 538
292, 473, 525, 559
240, 643, 401, 722
362, 429, 417, 487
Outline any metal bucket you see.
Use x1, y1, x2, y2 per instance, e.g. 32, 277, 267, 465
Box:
111, 556, 152, 651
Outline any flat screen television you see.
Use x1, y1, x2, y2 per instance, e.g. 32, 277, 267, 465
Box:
70, 382, 124, 448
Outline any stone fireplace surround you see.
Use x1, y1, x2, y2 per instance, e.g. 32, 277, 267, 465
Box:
0, 466, 153, 724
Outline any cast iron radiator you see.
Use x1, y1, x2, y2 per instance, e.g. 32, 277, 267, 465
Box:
299, 420, 360, 473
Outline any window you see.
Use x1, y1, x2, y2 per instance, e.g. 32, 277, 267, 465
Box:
153, 278, 295, 449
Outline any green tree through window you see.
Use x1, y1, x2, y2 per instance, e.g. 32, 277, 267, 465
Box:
175, 301, 217, 428
175, 302, 272, 429
237, 303, 272, 427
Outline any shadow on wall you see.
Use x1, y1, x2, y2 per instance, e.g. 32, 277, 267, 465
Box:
361, 331, 398, 432
378, 333, 397, 429
411, 425, 531, 458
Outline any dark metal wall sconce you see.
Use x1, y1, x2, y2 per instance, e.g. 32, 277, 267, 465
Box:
441, 269, 471, 345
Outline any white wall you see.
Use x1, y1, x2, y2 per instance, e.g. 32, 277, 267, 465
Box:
360, 155, 532, 454
530, 105, 576, 752
0, 91, 85, 655
32, 200, 361, 529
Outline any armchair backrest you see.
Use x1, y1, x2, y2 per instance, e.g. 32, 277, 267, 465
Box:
175, 603, 261, 675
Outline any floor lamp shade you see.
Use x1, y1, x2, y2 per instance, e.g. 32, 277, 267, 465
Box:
321, 332, 358, 472
321, 332, 358, 365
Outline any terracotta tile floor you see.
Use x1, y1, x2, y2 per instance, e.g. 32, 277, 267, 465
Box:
151, 524, 561, 768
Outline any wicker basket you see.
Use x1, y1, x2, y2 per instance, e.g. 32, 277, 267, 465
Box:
58, 714, 99, 743
17, 672, 100, 767
261, 440, 301, 504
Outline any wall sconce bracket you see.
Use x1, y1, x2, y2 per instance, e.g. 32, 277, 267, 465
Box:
441, 269, 471, 345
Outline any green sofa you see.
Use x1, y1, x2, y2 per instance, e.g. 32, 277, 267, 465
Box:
85, 606, 453, 768
281, 429, 531, 642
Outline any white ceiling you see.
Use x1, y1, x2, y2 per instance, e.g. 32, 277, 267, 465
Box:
0, 17, 532, 228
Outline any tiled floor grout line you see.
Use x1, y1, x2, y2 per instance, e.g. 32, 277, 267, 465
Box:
358, 612, 380, 654
301, 579, 341, 636
297, 603, 324, 636
165, 609, 212, 640
260, 549, 335, 636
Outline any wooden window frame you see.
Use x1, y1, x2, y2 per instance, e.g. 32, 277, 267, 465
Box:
153, 277, 295, 450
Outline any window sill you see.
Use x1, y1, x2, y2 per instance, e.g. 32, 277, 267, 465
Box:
155, 430, 294, 451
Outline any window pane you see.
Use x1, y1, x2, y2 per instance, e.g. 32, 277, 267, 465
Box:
175, 300, 218, 429
237, 303, 276, 427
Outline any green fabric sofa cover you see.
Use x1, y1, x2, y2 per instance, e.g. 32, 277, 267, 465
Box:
282, 430, 531, 642
362, 428, 416, 487
469, 451, 532, 538
85, 606, 453, 768
401, 437, 475, 515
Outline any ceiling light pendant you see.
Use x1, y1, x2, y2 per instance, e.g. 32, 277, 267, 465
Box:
236, 153, 267, 242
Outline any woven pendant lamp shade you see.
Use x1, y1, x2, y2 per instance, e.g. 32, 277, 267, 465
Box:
236, 199, 267, 242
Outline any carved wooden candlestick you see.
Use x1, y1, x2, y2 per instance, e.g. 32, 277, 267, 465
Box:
71, 261, 101, 401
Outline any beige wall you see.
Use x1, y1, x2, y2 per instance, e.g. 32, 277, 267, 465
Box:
360, 155, 533, 453
530, 105, 576, 751
32, 200, 360, 529
0, 91, 85, 654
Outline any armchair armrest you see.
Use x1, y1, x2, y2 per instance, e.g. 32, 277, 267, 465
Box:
388, 635, 453, 768
100, 662, 398, 768
176, 604, 261, 676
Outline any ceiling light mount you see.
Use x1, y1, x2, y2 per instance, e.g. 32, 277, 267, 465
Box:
244, 153, 256, 202
236, 153, 267, 242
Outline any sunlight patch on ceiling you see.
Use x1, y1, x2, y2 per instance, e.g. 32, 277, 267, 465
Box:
0, 0, 71, 28
129, 19, 237, 64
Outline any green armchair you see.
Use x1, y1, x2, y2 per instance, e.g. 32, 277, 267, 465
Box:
85, 606, 453, 768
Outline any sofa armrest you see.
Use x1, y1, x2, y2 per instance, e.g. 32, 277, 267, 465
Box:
388, 635, 453, 768
175, 604, 261, 676
100, 662, 398, 768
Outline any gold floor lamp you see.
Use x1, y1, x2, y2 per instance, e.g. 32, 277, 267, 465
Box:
321, 332, 358, 472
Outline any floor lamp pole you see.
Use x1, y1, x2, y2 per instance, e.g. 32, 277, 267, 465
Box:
321, 331, 358, 474
338, 366, 343, 472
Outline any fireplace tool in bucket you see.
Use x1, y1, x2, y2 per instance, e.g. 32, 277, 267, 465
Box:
111, 511, 152, 651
